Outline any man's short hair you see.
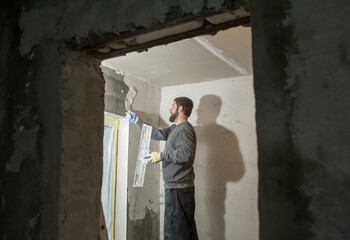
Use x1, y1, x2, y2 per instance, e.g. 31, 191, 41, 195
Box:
174, 97, 194, 117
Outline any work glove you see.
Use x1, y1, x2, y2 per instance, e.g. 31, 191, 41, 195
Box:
144, 152, 162, 164
127, 111, 139, 124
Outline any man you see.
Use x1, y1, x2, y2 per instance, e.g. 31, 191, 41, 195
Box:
129, 97, 198, 240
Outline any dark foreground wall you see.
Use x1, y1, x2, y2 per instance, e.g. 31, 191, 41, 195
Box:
0, 3, 62, 239
251, 0, 350, 239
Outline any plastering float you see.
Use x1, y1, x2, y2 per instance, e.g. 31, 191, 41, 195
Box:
133, 123, 152, 187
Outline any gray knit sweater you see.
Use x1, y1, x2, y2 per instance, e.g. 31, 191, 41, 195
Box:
137, 119, 197, 188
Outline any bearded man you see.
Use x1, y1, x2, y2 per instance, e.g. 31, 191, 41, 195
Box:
129, 96, 198, 240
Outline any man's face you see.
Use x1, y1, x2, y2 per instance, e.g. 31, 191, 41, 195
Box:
169, 101, 179, 122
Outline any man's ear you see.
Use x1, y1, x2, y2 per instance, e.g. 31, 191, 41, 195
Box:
178, 106, 184, 113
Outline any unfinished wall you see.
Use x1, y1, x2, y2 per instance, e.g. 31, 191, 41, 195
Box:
124, 74, 161, 240
159, 76, 258, 240
102, 65, 129, 116
60, 52, 105, 240
251, 0, 350, 239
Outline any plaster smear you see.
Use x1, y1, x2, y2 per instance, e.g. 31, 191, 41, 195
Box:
194, 37, 248, 75
101, 62, 136, 111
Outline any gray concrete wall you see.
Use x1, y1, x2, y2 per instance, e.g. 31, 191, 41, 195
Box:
102, 65, 129, 116
60, 52, 105, 240
251, 0, 350, 239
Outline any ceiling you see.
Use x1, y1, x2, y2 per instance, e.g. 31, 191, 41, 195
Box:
102, 26, 252, 87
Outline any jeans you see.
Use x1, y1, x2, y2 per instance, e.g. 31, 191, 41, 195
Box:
164, 187, 198, 240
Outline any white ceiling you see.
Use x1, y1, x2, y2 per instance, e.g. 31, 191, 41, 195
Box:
103, 26, 252, 87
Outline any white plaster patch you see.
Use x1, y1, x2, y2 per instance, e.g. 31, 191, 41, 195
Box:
194, 37, 248, 75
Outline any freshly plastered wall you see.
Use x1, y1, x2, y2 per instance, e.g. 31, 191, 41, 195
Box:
123, 74, 161, 240
159, 76, 259, 240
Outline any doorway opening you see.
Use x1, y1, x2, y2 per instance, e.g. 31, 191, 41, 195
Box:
101, 23, 258, 240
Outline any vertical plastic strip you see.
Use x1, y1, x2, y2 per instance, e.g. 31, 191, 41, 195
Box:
133, 124, 152, 187
103, 117, 119, 240
111, 119, 118, 240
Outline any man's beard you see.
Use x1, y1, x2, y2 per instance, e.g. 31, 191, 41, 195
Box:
169, 110, 179, 122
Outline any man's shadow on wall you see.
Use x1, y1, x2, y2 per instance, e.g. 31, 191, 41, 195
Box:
194, 95, 245, 240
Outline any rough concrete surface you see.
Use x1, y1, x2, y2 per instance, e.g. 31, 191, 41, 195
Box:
127, 204, 160, 240
1, 3, 62, 239
102, 65, 129, 116
18, 0, 243, 55
251, 0, 350, 239
285, 1, 350, 238
59, 51, 105, 240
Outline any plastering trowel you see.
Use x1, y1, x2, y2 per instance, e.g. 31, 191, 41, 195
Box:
132, 123, 152, 187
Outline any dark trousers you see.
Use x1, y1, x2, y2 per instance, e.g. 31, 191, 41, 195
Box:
164, 187, 199, 240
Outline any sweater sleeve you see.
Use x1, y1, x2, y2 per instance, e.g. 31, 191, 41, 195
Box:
161, 127, 196, 164
136, 118, 172, 141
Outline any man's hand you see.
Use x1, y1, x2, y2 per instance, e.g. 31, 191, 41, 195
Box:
127, 111, 139, 124
144, 152, 161, 164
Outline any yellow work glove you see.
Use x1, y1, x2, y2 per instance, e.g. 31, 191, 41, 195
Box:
144, 152, 161, 164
